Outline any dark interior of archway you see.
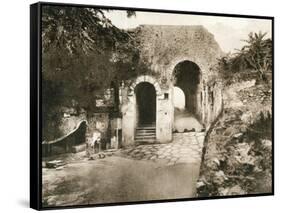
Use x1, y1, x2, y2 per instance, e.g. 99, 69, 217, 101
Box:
136, 82, 156, 126
174, 61, 200, 114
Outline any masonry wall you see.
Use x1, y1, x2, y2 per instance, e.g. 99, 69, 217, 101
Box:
119, 25, 224, 146
201, 81, 223, 130
136, 25, 223, 128
120, 91, 136, 146
59, 113, 86, 136
156, 87, 173, 143
134, 25, 223, 85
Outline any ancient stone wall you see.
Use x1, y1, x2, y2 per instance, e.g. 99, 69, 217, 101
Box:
58, 107, 87, 137
120, 25, 224, 146
134, 25, 224, 86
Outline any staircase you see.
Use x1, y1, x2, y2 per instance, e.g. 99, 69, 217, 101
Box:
135, 125, 156, 144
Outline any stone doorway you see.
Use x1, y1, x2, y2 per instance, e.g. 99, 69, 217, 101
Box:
135, 82, 156, 127
173, 60, 201, 114
121, 75, 172, 145
172, 60, 203, 132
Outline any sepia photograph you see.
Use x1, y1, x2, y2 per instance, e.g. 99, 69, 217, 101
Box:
36, 2, 273, 209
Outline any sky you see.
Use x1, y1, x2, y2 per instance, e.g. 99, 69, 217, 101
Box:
105, 10, 272, 53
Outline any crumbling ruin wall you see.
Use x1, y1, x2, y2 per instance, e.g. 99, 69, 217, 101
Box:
134, 25, 223, 84
121, 25, 224, 146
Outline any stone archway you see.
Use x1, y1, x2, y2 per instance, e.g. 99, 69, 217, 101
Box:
135, 82, 156, 126
131, 76, 161, 144
173, 60, 201, 114
172, 60, 204, 132
129, 75, 162, 96
121, 75, 174, 145
130, 75, 161, 129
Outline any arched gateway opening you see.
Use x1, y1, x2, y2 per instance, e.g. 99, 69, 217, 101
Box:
135, 82, 156, 127
172, 60, 203, 132
173, 60, 200, 113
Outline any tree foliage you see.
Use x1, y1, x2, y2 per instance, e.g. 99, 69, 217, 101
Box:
42, 6, 140, 110
218, 32, 272, 80
42, 6, 141, 139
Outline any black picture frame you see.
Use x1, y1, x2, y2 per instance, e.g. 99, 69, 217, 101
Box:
30, 1, 274, 210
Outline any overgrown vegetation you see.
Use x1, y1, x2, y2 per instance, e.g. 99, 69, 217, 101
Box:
198, 111, 272, 196
42, 6, 140, 109
198, 31, 272, 197
42, 6, 151, 140
218, 32, 272, 81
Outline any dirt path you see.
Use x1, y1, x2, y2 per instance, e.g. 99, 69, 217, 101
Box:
43, 133, 204, 207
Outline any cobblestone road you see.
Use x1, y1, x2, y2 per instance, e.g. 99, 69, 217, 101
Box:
121, 132, 205, 166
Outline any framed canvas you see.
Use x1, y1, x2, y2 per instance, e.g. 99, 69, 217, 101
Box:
30, 1, 274, 210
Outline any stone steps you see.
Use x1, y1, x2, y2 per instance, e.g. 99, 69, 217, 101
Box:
136, 126, 156, 130
135, 132, 156, 136
136, 129, 155, 133
135, 135, 156, 140
135, 126, 156, 143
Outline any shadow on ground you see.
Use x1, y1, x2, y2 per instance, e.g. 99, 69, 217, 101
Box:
43, 155, 200, 207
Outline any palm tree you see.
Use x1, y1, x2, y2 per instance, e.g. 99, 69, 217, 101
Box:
235, 32, 272, 79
